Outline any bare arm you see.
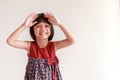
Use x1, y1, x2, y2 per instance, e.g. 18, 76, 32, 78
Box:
45, 12, 75, 50
54, 23, 75, 50
7, 13, 38, 51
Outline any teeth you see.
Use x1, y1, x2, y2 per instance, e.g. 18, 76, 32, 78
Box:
40, 32, 47, 35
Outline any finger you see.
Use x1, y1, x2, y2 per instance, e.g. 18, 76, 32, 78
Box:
32, 13, 39, 20
31, 21, 38, 27
47, 12, 53, 17
46, 12, 55, 20
27, 12, 34, 18
44, 12, 50, 18
45, 12, 53, 18
30, 12, 39, 21
48, 19, 53, 24
25, 12, 32, 21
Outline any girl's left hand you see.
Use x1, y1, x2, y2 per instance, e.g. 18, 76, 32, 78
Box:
44, 12, 61, 26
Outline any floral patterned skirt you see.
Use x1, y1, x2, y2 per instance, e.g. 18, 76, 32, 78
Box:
24, 57, 62, 80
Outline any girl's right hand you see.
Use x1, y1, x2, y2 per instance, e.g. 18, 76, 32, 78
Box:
22, 12, 38, 28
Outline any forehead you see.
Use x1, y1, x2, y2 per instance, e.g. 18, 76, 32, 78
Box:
36, 22, 50, 25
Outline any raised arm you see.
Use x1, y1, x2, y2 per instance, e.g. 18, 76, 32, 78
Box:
44, 12, 75, 50
7, 13, 38, 51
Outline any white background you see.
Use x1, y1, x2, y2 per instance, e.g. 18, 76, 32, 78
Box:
0, 0, 120, 80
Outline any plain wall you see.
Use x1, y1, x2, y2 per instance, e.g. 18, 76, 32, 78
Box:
0, 0, 119, 80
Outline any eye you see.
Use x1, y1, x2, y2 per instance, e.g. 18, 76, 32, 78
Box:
45, 25, 50, 27
35, 25, 40, 27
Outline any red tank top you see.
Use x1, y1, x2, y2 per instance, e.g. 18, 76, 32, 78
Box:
28, 41, 59, 65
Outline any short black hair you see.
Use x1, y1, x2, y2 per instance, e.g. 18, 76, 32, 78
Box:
30, 13, 54, 41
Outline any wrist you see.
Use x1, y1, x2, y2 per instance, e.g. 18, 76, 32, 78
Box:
57, 22, 63, 27
21, 24, 29, 28
20, 24, 28, 29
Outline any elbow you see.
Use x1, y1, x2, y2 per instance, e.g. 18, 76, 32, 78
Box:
71, 39, 75, 44
70, 38, 75, 45
6, 38, 13, 46
6, 38, 11, 45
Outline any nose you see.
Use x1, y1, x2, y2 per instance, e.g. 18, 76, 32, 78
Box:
41, 26, 46, 30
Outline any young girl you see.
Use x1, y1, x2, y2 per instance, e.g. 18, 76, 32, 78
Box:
7, 12, 75, 80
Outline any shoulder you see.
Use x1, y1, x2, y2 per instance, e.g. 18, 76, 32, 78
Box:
47, 41, 55, 50
27, 41, 36, 48
24, 41, 35, 52
47, 41, 54, 48
50, 41, 59, 51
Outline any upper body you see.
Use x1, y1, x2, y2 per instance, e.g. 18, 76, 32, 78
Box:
7, 12, 75, 58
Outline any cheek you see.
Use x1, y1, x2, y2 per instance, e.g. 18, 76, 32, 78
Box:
48, 29, 51, 35
33, 28, 39, 36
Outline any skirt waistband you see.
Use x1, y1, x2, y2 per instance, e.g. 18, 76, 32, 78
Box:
27, 57, 48, 65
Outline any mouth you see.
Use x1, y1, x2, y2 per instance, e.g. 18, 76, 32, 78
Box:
39, 31, 48, 35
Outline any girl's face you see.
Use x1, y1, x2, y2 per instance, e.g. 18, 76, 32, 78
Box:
33, 22, 51, 40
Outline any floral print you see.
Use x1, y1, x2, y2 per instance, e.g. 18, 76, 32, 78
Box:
24, 57, 62, 80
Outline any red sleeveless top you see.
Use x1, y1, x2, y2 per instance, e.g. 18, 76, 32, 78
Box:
28, 41, 59, 65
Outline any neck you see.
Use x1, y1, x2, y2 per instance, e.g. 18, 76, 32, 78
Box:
36, 38, 49, 48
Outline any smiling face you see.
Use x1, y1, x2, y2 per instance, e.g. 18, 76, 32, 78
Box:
33, 22, 51, 40
30, 13, 54, 41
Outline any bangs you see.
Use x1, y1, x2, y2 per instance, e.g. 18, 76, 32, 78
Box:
33, 13, 52, 26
